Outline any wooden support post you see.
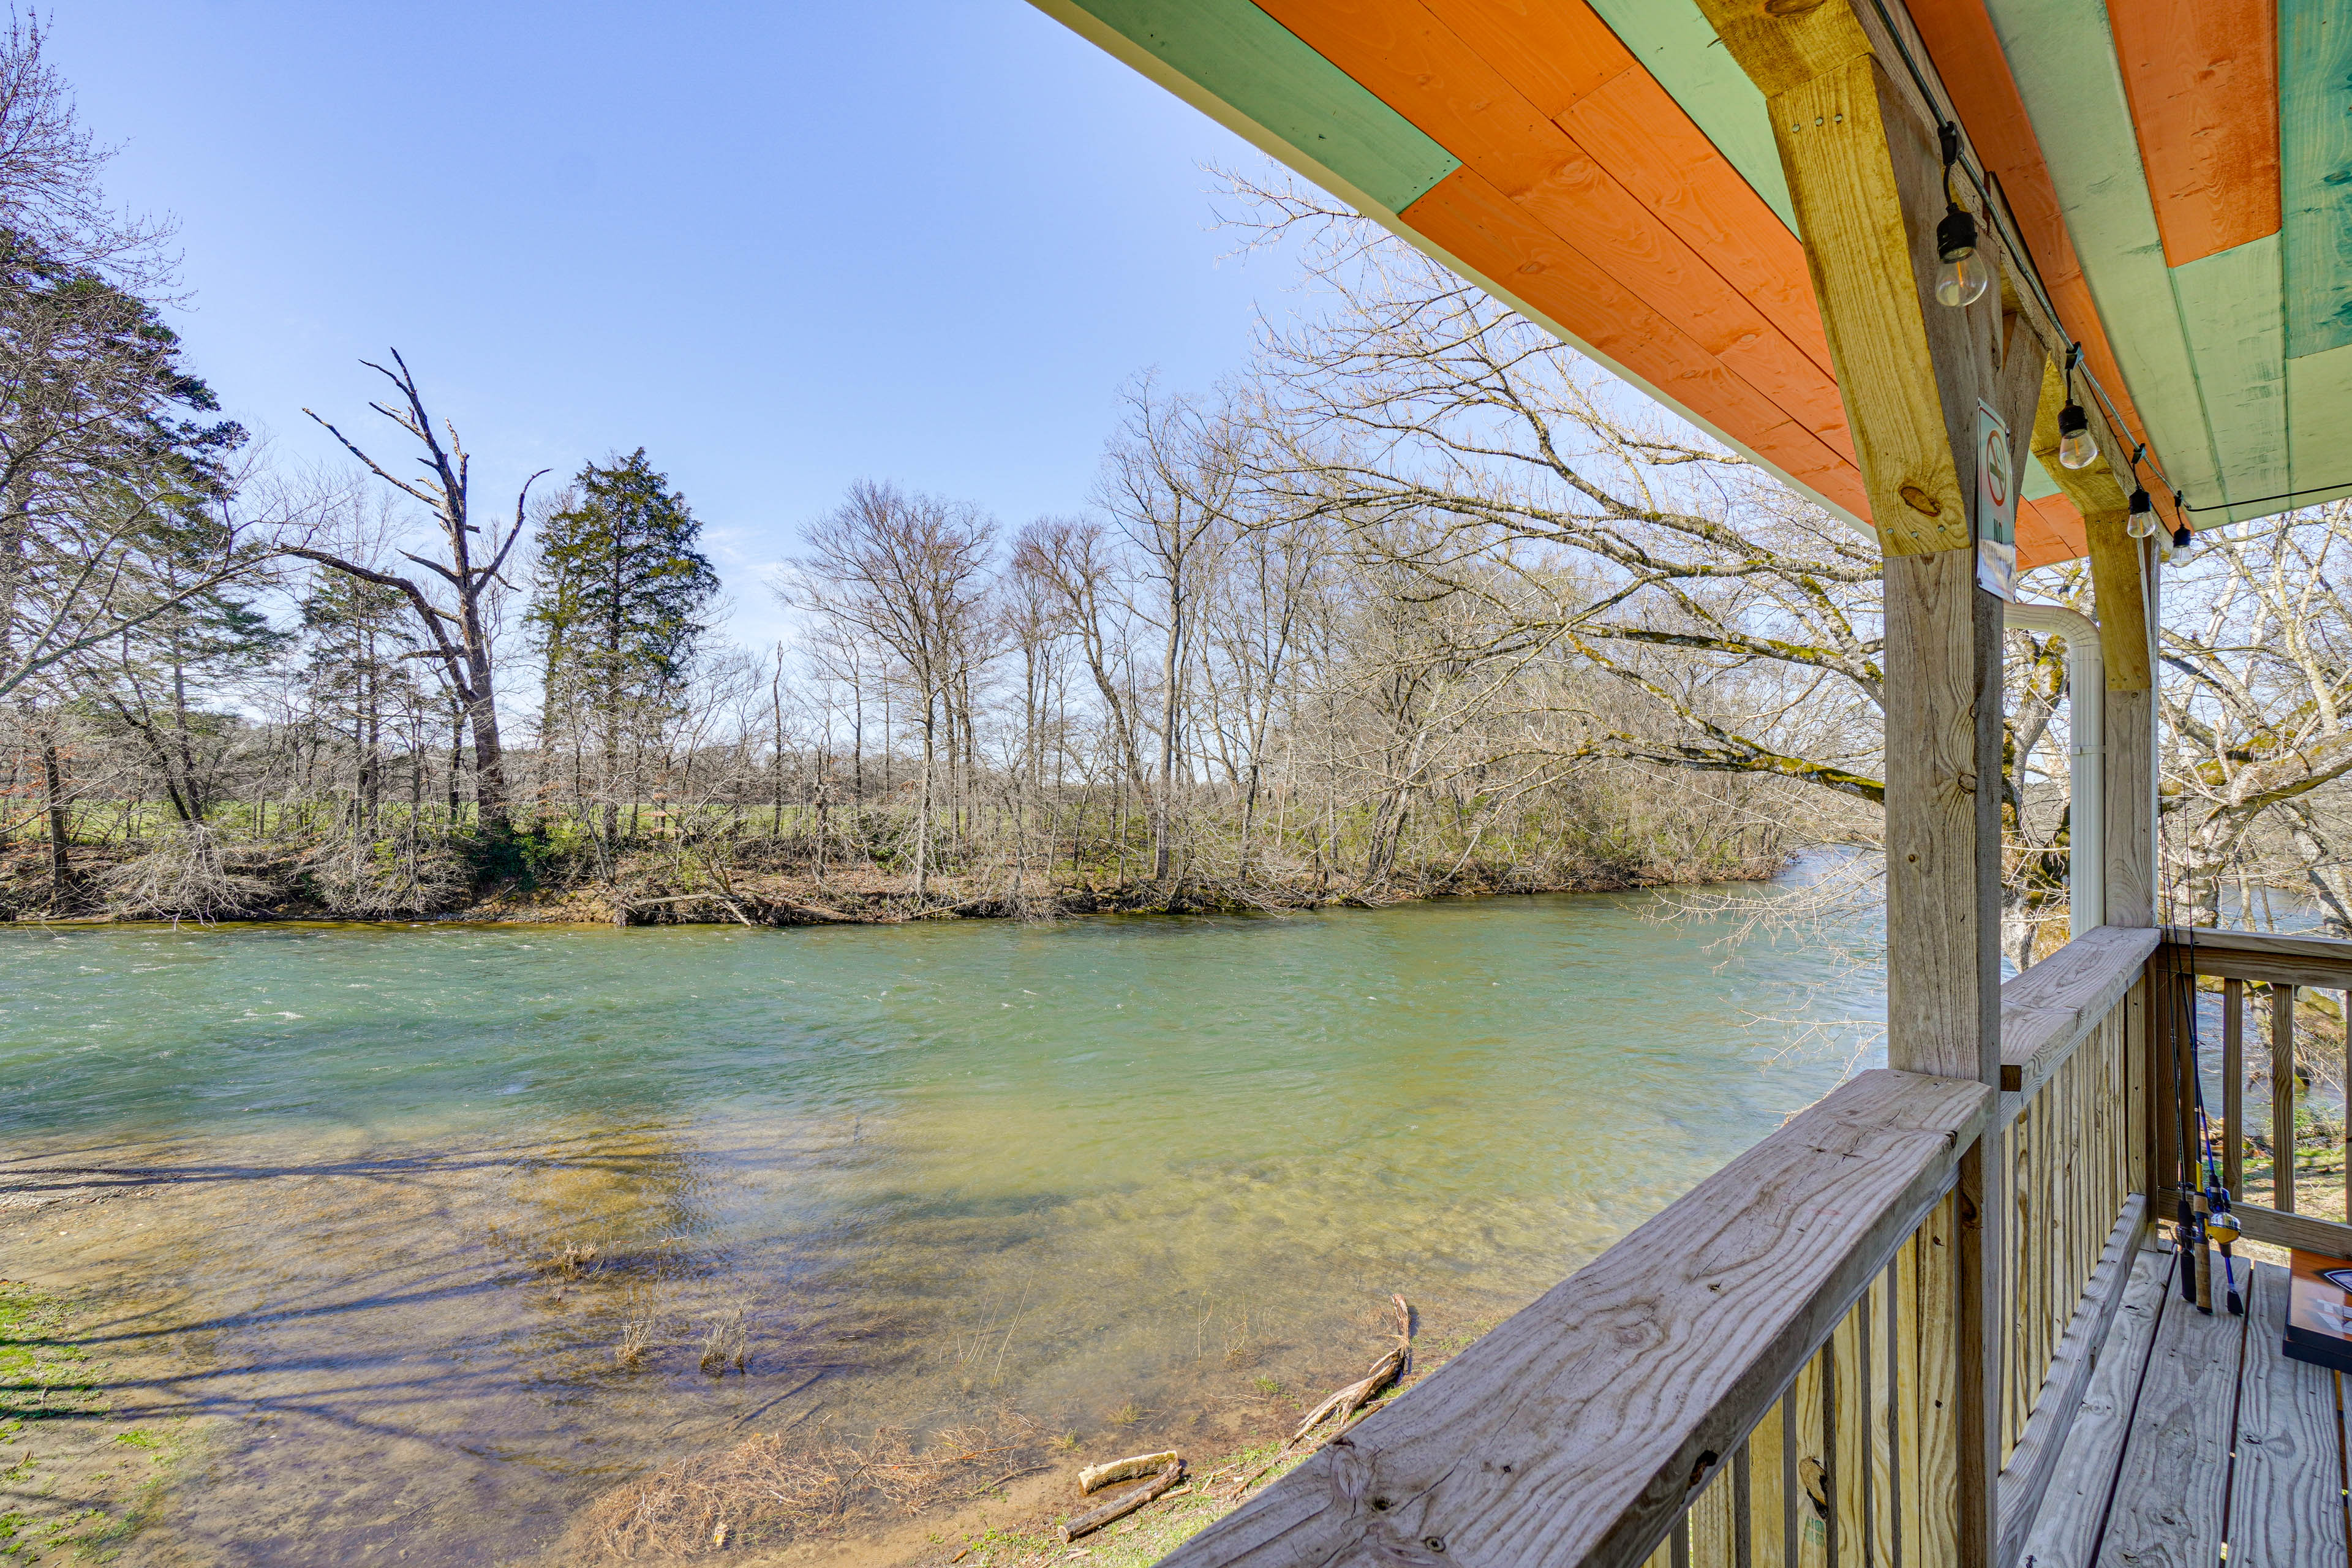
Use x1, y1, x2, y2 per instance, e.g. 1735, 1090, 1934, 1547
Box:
1687, 7, 2050, 1564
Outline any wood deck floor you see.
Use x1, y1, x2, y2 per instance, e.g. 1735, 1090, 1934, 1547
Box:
2022, 1250, 2351, 1568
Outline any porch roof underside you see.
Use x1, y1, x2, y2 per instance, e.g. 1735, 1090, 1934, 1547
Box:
1031, 0, 2352, 568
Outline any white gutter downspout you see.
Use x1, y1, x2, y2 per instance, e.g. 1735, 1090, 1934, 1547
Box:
2005, 600, 2105, 932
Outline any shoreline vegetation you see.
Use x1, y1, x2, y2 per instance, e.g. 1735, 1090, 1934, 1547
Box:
0, 795, 1791, 927
1, 848, 1790, 928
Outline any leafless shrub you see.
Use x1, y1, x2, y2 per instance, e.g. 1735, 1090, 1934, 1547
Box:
100, 824, 272, 920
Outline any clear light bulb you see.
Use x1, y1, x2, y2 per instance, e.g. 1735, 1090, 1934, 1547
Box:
2056, 402, 2097, 469
1935, 251, 1991, 307
2125, 488, 2158, 538
1934, 204, 1991, 307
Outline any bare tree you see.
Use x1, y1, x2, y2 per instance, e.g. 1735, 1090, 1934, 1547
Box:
780, 481, 995, 897
290, 352, 546, 837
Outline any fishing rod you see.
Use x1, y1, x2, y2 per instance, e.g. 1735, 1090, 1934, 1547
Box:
2174, 925, 2244, 1316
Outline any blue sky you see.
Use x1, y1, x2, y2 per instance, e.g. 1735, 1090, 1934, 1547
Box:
55, 1, 1305, 647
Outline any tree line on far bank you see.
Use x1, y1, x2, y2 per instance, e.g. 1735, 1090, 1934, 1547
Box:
4, 24, 2348, 946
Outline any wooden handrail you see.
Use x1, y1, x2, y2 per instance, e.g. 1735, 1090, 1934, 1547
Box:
1158, 1071, 1992, 1568
2156, 927, 2352, 1246
2000, 926, 2160, 1097
2160, 925, 2352, 988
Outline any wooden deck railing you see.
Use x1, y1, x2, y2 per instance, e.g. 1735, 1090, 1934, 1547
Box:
2155, 927, 2352, 1257
1160, 1069, 1992, 1568
1988, 926, 2154, 1566
1157, 925, 2223, 1568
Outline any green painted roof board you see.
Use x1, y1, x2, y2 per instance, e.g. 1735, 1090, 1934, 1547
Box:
1053, 0, 1458, 217
2281, 0, 2352, 361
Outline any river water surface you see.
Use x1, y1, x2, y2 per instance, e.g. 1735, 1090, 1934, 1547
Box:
0, 891, 1882, 1565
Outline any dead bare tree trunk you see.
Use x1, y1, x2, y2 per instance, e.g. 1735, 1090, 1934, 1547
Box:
291, 352, 545, 840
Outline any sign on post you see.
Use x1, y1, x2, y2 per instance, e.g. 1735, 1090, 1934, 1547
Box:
1975, 399, 2017, 600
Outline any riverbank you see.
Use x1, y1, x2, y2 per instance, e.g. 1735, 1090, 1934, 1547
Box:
0, 834, 1785, 925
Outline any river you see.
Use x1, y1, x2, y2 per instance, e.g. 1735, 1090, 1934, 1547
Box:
0, 889, 1883, 1564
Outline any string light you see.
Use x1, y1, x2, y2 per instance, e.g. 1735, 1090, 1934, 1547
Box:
2057, 348, 2097, 469
1933, 125, 1989, 307
2126, 485, 2158, 540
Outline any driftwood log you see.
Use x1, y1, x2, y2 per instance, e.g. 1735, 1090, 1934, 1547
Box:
1077, 1450, 1182, 1494
1059, 1461, 1183, 1542
1290, 1293, 1414, 1442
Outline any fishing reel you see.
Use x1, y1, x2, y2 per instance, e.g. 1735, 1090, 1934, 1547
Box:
2202, 1185, 2245, 1317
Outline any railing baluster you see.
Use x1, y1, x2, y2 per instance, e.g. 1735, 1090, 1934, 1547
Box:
1883, 1256, 1902, 1568
2224, 978, 2244, 1199
1673, 1515, 1691, 1568
2343, 988, 2351, 1226
1735, 1442, 1754, 1568
1858, 1287, 1874, 1568
1783, 1390, 1800, 1568
1822, 1335, 1839, 1568
2274, 983, 2299, 1213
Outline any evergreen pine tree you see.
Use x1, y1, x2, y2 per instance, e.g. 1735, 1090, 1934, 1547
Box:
526, 450, 718, 845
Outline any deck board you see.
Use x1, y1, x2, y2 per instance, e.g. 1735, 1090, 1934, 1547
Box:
2097, 1251, 2246, 1568
2017, 1246, 2169, 1568
2230, 1261, 2349, 1568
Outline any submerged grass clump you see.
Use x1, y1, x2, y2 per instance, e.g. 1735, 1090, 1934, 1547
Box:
582, 1410, 1047, 1558
697, 1308, 748, 1374
614, 1287, 658, 1370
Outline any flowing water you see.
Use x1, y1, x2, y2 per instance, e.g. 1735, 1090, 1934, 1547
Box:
0, 890, 1883, 1565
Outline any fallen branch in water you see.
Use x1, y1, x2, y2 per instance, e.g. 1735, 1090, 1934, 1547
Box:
1060, 1461, 1183, 1542
1078, 1450, 1182, 1494
1291, 1294, 1413, 1443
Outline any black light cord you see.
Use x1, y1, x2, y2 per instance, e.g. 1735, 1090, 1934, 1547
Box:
2181, 483, 2352, 514
1855, 0, 2188, 513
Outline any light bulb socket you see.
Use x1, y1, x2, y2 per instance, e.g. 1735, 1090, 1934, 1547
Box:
1936, 203, 1979, 263
2057, 401, 2088, 440
2128, 486, 2152, 515
2171, 524, 2193, 550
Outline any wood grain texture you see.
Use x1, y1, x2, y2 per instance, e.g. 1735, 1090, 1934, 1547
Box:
2028, 358, 2155, 692
1398, 166, 1862, 508
2276, 986, 2299, 1214
1993, 1194, 2148, 1566
2095, 1248, 2244, 1568
1032, 0, 1459, 215
1883, 546, 2002, 1082
2225, 978, 2246, 1197
1559, 65, 1834, 382
2105, 565, 2159, 926
2105, 0, 2282, 267
1415, 0, 1634, 121
2014, 1245, 2169, 1568
1766, 55, 1967, 555
1908, 0, 2190, 540
2234, 1203, 2352, 1259
2162, 926, 2352, 968
1692, 0, 1870, 102
1155, 1070, 1991, 1568
2280, 0, 2352, 360
1265, 0, 1850, 460
2232, 1261, 2351, 1568
2000, 925, 2163, 1094
1980, 0, 2209, 532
